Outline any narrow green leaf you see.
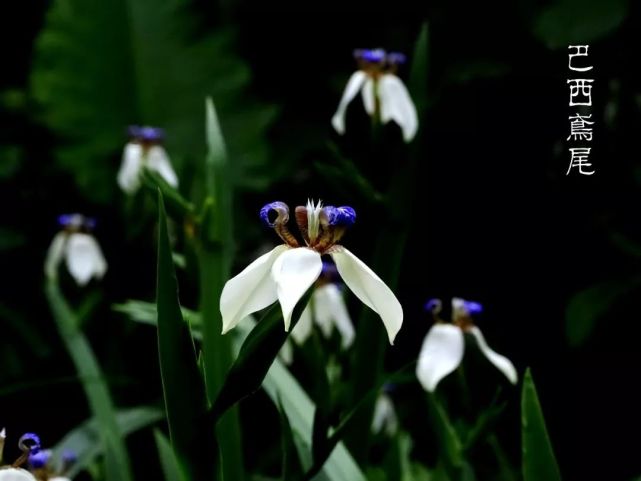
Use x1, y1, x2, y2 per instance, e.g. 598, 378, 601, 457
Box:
427, 394, 464, 471
209, 291, 312, 423
154, 429, 190, 481
45, 281, 133, 481
53, 406, 163, 478
409, 22, 430, 114
121, 302, 367, 481
141, 169, 195, 219
565, 278, 639, 347
156, 191, 218, 481
522, 369, 562, 481
279, 398, 305, 481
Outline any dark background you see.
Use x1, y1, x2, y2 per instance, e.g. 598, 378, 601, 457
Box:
1, 0, 639, 480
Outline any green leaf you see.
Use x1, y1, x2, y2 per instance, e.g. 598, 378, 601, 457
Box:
154, 429, 190, 481
141, 169, 195, 219
156, 191, 218, 481
52, 406, 164, 478
121, 302, 367, 481
209, 292, 312, 423
30, 0, 277, 203
533, 0, 628, 50
45, 280, 134, 481
428, 394, 464, 470
565, 278, 640, 347
521, 369, 562, 481
409, 23, 430, 115
279, 398, 305, 481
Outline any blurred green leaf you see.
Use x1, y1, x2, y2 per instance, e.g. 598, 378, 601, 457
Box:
209, 291, 311, 424
141, 169, 195, 219
0, 146, 22, 179
534, 0, 628, 49
565, 278, 640, 347
53, 406, 163, 478
30, 0, 277, 203
409, 23, 430, 115
522, 369, 562, 481
156, 192, 217, 481
46, 280, 134, 481
154, 429, 190, 481
279, 398, 305, 481
122, 302, 366, 481
427, 394, 464, 472
0, 227, 26, 251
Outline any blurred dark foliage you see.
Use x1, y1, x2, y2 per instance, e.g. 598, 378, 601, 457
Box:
1, 0, 640, 480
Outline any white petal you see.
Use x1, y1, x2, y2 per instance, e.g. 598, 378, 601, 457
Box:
331, 71, 368, 134
378, 74, 419, 142
279, 338, 294, 365
271, 248, 323, 331
330, 247, 403, 344
0, 468, 38, 481
146, 145, 178, 187
220, 245, 288, 334
361, 77, 376, 115
416, 324, 465, 392
315, 284, 355, 348
49, 478, 72, 481
44, 232, 67, 280
117, 142, 143, 193
468, 326, 518, 384
371, 393, 398, 436
64, 233, 107, 286
290, 302, 314, 345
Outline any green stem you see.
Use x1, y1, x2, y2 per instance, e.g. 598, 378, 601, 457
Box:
488, 433, 517, 481
45, 280, 133, 481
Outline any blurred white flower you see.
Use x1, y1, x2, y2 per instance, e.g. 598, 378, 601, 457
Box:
220, 201, 403, 344
371, 391, 398, 436
290, 264, 355, 349
0, 433, 39, 481
332, 49, 418, 142
416, 298, 518, 392
45, 214, 107, 286
0, 468, 37, 481
117, 126, 178, 194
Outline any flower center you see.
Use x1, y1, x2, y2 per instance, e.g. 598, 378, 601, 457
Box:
58, 214, 96, 233
260, 200, 356, 254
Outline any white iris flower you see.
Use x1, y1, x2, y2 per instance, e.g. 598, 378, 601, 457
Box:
45, 214, 107, 286
416, 298, 518, 392
332, 49, 418, 142
220, 200, 403, 344
117, 126, 178, 194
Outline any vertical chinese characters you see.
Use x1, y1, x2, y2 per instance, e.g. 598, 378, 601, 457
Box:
566, 45, 595, 175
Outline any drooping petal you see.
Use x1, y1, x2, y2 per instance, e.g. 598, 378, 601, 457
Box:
64, 233, 107, 286
415, 324, 465, 392
315, 283, 355, 348
117, 142, 143, 193
371, 393, 398, 436
0, 468, 38, 481
378, 74, 418, 142
146, 146, 178, 187
290, 302, 314, 345
330, 247, 403, 344
271, 248, 323, 331
220, 245, 289, 334
331, 71, 368, 134
44, 232, 67, 280
361, 77, 376, 115
468, 326, 518, 384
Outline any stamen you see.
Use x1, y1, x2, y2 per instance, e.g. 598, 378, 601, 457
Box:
58, 214, 96, 232
452, 297, 481, 330
424, 298, 442, 315
13, 433, 41, 468
306, 199, 323, 243
138, 126, 165, 143
360, 48, 386, 63
259, 201, 299, 247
